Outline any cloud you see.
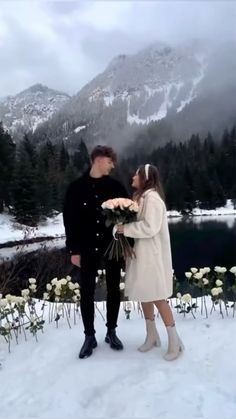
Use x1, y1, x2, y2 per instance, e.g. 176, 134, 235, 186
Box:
0, 1, 235, 97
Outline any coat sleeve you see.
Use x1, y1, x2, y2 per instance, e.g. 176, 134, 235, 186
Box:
63, 182, 82, 255
123, 195, 164, 239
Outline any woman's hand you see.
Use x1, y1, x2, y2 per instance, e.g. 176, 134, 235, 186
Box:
116, 224, 124, 234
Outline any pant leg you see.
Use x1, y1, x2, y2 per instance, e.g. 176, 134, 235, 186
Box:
80, 254, 99, 335
105, 259, 122, 330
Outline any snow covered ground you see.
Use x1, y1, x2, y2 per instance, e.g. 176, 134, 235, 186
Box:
0, 301, 235, 419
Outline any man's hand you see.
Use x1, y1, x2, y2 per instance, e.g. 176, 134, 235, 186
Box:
71, 254, 81, 267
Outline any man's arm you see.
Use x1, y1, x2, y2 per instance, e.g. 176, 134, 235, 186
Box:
63, 181, 82, 265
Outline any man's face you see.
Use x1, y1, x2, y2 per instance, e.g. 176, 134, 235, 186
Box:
97, 156, 115, 175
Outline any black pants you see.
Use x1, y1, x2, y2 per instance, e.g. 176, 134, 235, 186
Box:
79, 252, 122, 335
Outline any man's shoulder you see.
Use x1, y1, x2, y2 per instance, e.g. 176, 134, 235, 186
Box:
67, 174, 88, 191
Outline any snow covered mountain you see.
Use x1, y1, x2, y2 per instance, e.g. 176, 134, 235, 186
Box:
2, 41, 235, 149
0, 84, 70, 139
33, 41, 234, 150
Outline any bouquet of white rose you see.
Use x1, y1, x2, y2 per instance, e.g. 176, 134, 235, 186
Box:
101, 198, 138, 260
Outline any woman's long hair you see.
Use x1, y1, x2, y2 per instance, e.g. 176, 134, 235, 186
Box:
134, 164, 165, 202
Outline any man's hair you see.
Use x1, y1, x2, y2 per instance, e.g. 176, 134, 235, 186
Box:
90, 145, 117, 163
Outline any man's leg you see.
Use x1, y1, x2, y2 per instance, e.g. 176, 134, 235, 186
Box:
78, 254, 98, 358
105, 259, 123, 350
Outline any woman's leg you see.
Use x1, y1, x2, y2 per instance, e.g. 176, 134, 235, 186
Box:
138, 302, 161, 352
153, 299, 174, 326
154, 299, 184, 361
141, 302, 155, 320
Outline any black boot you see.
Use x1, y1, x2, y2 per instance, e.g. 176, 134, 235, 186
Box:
79, 335, 97, 359
105, 329, 124, 350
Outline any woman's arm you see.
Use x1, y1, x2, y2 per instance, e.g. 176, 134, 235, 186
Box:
123, 195, 164, 239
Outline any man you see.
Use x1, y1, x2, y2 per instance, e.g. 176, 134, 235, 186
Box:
63, 145, 129, 359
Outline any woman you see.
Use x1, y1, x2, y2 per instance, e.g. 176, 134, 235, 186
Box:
117, 164, 184, 361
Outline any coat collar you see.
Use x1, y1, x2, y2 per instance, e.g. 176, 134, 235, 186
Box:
142, 188, 155, 197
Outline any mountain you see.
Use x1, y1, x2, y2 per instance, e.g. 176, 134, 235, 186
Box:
4, 41, 236, 150
0, 84, 70, 140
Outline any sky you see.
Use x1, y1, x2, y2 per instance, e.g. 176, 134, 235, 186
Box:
0, 0, 235, 97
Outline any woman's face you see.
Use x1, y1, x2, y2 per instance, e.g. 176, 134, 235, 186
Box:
131, 170, 140, 189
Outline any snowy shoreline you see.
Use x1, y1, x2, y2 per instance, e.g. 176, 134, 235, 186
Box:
0, 200, 235, 254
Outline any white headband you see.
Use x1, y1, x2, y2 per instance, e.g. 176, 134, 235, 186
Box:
145, 164, 150, 180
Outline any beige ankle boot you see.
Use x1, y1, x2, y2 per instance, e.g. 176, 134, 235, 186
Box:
138, 319, 161, 352
164, 325, 184, 361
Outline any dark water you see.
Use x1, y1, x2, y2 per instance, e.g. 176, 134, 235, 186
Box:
169, 216, 236, 281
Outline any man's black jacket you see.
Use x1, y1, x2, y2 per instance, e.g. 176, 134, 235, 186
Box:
63, 171, 129, 256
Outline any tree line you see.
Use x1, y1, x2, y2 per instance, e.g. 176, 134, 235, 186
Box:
0, 122, 235, 225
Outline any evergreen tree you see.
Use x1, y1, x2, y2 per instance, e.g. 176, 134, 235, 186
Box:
0, 123, 15, 212
72, 139, 90, 174
12, 135, 40, 225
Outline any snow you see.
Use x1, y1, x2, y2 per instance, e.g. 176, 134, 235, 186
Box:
0, 299, 235, 419
0, 213, 64, 245
177, 59, 206, 113
74, 125, 86, 133
167, 199, 236, 219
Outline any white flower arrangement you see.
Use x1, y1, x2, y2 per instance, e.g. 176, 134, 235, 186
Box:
101, 197, 138, 260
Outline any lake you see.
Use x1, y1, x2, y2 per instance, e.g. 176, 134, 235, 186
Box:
169, 216, 236, 280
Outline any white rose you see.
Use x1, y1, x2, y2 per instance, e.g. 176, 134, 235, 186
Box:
60, 278, 67, 285
203, 278, 209, 285
120, 270, 126, 278
43, 292, 49, 300
204, 267, 211, 273
68, 282, 75, 290
230, 266, 236, 274
181, 293, 191, 304
176, 292, 182, 299
51, 278, 58, 285
15, 296, 25, 304
102, 269, 106, 275
129, 202, 139, 212
104, 200, 115, 210
46, 284, 52, 291
55, 297, 60, 302
216, 287, 223, 295
74, 283, 80, 289
66, 275, 71, 281
214, 266, 221, 273
190, 268, 198, 274
5, 294, 12, 303
74, 289, 80, 295
72, 295, 78, 302
28, 278, 37, 284
211, 288, 219, 296
119, 282, 125, 290
21, 289, 30, 297
55, 283, 62, 290
29, 284, 37, 291
97, 269, 102, 275
220, 267, 226, 273
185, 272, 192, 279
194, 273, 203, 280
55, 289, 61, 296
0, 299, 7, 308
216, 279, 223, 287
